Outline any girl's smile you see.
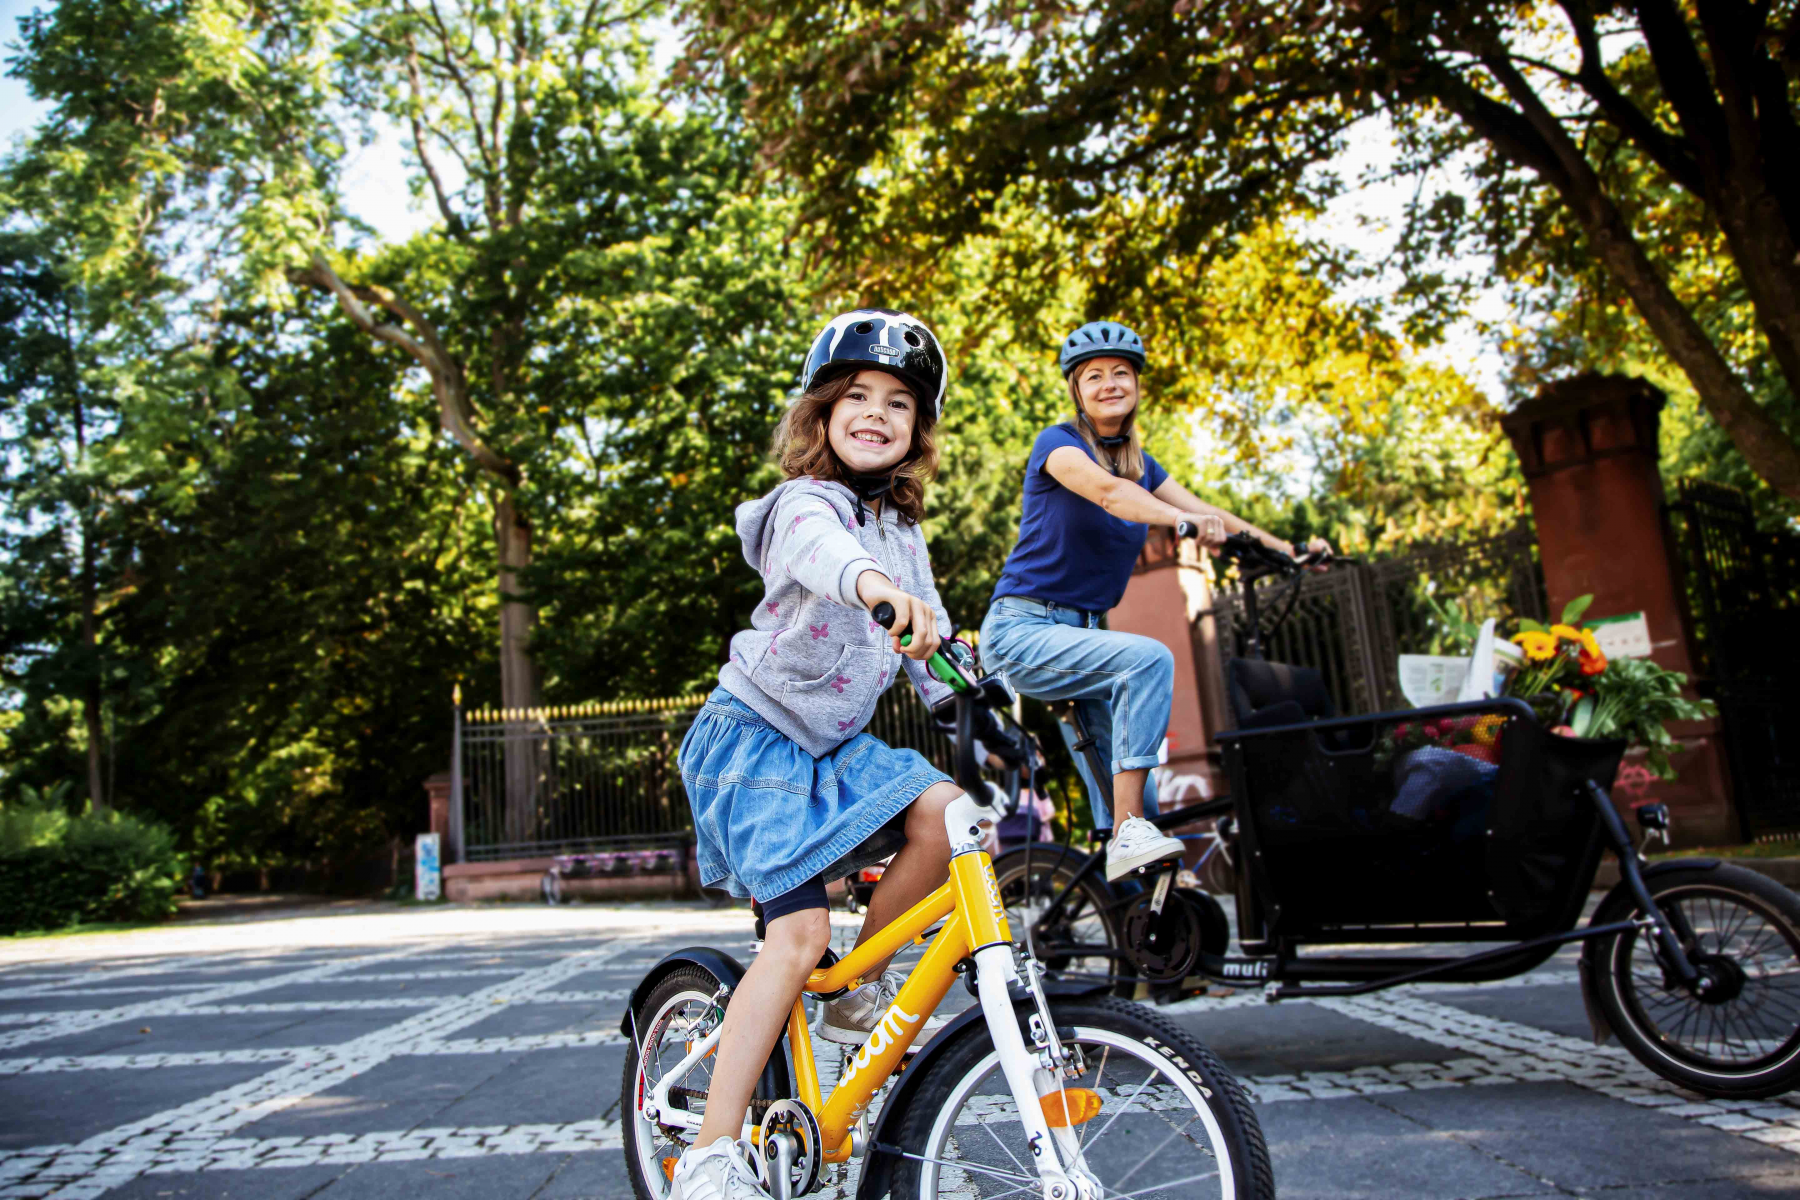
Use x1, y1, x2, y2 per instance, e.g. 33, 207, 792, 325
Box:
829, 370, 917, 473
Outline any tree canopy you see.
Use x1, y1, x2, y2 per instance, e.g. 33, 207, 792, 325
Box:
684, 0, 1800, 505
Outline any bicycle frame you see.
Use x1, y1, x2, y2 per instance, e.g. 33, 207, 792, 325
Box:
646, 788, 1094, 1193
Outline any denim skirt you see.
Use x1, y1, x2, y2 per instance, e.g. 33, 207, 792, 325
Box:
679, 687, 950, 902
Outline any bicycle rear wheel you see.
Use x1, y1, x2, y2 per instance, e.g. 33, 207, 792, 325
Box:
888, 996, 1273, 1200
622, 965, 790, 1200
994, 846, 1134, 997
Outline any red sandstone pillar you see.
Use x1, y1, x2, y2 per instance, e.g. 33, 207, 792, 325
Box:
1501, 373, 1738, 843
424, 772, 452, 839
1109, 527, 1230, 805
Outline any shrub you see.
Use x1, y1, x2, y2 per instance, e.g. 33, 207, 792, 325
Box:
0, 788, 183, 935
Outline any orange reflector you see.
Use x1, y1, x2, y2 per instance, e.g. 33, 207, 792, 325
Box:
1041, 1088, 1102, 1127
662, 1157, 678, 1182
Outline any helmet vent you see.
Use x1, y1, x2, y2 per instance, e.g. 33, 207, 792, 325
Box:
853, 321, 874, 334
903, 330, 922, 347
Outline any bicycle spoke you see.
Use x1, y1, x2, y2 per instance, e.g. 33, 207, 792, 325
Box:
1100, 1168, 1223, 1200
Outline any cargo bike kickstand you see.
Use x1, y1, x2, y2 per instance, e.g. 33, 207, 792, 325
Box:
619, 604, 1276, 1200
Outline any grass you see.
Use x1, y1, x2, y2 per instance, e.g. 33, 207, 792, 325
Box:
5, 918, 171, 940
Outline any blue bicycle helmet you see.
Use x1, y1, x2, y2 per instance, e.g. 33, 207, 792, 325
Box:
1059, 320, 1147, 378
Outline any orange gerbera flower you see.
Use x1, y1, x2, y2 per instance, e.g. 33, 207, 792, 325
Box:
1579, 647, 1608, 676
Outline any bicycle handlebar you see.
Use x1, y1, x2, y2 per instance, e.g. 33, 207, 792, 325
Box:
870, 601, 989, 797
1182, 526, 1337, 576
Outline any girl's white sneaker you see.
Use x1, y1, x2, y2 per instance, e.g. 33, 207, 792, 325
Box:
671, 1137, 771, 1200
1105, 815, 1185, 881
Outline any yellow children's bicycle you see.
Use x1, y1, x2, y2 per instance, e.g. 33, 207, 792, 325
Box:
619, 609, 1274, 1200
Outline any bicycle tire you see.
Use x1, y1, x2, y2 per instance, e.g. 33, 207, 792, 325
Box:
992, 845, 1135, 997
1589, 863, 1800, 1099
622, 966, 792, 1200
887, 995, 1273, 1200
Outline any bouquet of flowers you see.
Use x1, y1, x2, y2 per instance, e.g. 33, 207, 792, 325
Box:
1503, 595, 1714, 778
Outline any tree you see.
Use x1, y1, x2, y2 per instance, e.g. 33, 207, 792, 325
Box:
682, 0, 1800, 502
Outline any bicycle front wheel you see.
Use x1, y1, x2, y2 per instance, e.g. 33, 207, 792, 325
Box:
889, 996, 1273, 1200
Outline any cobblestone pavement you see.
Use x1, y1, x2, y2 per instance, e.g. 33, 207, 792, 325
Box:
2, 902, 1798, 1200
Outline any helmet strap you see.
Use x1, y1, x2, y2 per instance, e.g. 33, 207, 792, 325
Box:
1073, 401, 1130, 475
847, 470, 896, 527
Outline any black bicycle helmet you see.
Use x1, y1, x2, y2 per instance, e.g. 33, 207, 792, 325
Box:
800, 309, 947, 420
1060, 320, 1147, 378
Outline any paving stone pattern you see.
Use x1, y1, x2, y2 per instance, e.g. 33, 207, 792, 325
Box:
2, 920, 1797, 1199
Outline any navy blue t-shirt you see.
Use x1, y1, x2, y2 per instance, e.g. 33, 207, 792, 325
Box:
991, 424, 1170, 613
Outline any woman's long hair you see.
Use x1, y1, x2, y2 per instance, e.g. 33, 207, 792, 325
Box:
1069, 371, 1147, 480
773, 371, 938, 524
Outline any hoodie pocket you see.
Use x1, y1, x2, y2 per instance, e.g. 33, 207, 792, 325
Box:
782, 644, 884, 741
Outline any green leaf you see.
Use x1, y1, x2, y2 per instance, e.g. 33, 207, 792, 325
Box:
1516, 618, 1548, 634
1569, 695, 1596, 738
1560, 594, 1594, 626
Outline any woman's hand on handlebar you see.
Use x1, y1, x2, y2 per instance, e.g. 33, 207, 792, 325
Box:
1176, 513, 1228, 554
1296, 536, 1335, 572
857, 571, 940, 661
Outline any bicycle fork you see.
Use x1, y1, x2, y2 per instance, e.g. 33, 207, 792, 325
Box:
946, 790, 1100, 1200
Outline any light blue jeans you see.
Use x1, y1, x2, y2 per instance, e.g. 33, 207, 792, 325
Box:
978, 596, 1169, 830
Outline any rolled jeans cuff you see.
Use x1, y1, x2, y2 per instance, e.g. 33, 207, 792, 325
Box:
1114, 753, 1161, 774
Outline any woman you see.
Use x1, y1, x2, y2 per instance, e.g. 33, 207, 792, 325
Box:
979, 320, 1328, 881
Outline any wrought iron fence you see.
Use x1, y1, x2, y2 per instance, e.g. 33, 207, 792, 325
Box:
451, 686, 959, 863
1666, 479, 1800, 837
1205, 525, 1547, 717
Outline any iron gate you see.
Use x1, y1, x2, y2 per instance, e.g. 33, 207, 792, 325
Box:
1203, 525, 1548, 717
1667, 479, 1800, 837
450, 684, 959, 863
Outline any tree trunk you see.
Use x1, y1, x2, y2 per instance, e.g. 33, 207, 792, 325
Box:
1443, 54, 1800, 502
497, 492, 541, 845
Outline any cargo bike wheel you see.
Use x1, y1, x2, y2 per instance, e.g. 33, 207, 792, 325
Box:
1588, 863, 1800, 1099
888, 996, 1274, 1200
993, 847, 1135, 997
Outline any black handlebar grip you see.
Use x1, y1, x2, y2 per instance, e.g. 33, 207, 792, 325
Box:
1176, 520, 1199, 540
871, 601, 896, 630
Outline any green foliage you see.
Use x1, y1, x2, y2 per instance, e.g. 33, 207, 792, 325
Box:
0, 790, 181, 934
1581, 656, 1717, 781
683, 0, 1800, 502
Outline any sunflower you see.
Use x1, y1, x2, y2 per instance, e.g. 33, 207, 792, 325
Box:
1511, 630, 1558, 662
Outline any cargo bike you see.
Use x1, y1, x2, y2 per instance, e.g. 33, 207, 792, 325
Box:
994, 530, 1800, 1100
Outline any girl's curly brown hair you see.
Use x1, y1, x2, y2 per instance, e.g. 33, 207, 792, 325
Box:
773, 371, 938, 524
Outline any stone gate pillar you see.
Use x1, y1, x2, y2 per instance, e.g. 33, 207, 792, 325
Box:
1500, 373, 1738, 843
1109, 528, 1231, 807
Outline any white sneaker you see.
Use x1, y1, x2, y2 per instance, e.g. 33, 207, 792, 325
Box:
818, 969, 947, 1045
671, 1137, 770, 1200
1105, 815, 1185, 881
818, 969, 905, 1044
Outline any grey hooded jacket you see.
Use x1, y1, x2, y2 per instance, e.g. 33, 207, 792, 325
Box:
717, 478, 955, 757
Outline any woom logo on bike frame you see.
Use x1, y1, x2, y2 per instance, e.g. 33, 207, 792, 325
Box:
840, 1003, 921, 1090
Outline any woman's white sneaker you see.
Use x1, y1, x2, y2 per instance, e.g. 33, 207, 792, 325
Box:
671, 1137, 771, 1200
1105, 816, 1185, 881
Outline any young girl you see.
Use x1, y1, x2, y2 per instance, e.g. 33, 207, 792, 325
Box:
671, 310, 969, 1200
